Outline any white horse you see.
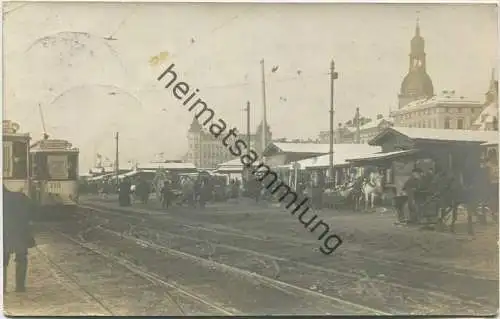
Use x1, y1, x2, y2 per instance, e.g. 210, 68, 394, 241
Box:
180, 176, 195, 206
361, 171, 384, 211
153, 170, 169, 201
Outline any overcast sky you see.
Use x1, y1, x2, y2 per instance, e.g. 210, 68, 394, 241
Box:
3, 2, 498, 170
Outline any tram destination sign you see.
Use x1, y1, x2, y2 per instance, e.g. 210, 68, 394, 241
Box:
39, 139, 73, 150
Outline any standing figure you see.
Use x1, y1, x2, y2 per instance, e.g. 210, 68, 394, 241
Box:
3, 185, 36, 292
199, 177, 210, 208
403, 168, 423, 223
161, 180, 173, 209
118, 177, 132, 206
463, 161, 490, 234
140, 179, 150, 204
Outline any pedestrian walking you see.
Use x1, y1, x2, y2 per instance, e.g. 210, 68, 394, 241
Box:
3, 185, 36, 292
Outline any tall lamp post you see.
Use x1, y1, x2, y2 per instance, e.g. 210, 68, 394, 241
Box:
329, 60, 338, 186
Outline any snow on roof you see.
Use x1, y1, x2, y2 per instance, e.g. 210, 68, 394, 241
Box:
393, 90, 483, 113
87, 173, 115, 181
371, 126, 498, 144
116, 170, 143, 179
217, 158, 243, 168
346, 149, 419, 162
216, 158, 260, 172
473, 102, 498, 128
482, 141, 498, 146
137, 162, 196, 170
358, 118, 393, 131
264, 142, 331, 156
89, 167, 114, 174
293, 144, 382, 168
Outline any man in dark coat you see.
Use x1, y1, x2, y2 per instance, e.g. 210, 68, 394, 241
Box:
3, 185, 36, 292
118, 177, 132, 207
160, 180, 173, 209
403, 168, 424, 224
463, 162, 490, 233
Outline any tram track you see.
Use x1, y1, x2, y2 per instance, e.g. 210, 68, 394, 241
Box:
73, 204, 497, 314
52, 218, 383, 315
47, 227, 237, 315
79, 202, 498, 280
79, 202, 499, 280
34, 245, 115, 315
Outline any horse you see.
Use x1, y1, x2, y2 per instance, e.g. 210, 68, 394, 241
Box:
361, 171, 384, 211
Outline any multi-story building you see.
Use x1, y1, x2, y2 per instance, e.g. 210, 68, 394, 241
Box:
390, 20, 485, 129
471, 70, 498, 131
391, 90, 484, 129
185, 118, 272, 169
318, 110, 393, 144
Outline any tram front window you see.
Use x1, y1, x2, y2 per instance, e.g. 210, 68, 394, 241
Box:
68, 154, 78, 180
31, 153, 78, 180
32, 154, 48, 180
13, 141, 28, 178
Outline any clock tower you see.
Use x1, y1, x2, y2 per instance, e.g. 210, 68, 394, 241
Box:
398, 18, 435, 108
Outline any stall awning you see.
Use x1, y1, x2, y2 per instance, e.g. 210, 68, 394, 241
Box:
346, 149, 419, 164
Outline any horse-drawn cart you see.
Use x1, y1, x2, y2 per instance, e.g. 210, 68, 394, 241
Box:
322, 185, 358, 210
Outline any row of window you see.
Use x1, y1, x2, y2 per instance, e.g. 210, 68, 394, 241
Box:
404, 117, 470, 129
397, 107, 478, 120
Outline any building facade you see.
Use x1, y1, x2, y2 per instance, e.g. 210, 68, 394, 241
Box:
319, 112, 393, 144
391, 90, 484, 129
471, 70, 498, 131
185, 118, 272, 169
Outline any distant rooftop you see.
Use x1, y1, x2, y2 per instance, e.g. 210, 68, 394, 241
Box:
369, 126, 498, 145
393, 90, 483, 113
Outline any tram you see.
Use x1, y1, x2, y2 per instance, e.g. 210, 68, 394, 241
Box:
30, 135, 79, 212
2, 120, 31, 195
483, 141, 499, 185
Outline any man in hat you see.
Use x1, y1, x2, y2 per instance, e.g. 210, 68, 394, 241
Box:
462, 158, 490, 234
3, 185, 36, 292
403, 168, 424, 224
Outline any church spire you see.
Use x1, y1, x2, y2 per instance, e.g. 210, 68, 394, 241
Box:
415, 16, 420, 37
398, 17, 434, 109
485, 68, 498, 104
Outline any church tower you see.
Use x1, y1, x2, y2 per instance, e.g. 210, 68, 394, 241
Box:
485, 68, 498, 105
398, 18, 435, 108
187, 117, 203, 167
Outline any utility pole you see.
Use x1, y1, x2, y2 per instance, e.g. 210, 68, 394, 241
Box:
329, 60, 338, 185
244, 101, 251, 183
246, 101, 251, 153
355, 107, 361, 144
260, 59, 268, 157
115, 132, 119, 187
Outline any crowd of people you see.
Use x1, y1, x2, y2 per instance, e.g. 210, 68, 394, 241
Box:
112, 174, 242, 209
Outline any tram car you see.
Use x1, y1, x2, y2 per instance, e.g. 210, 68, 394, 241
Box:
2, 120, 30, 195
483, 140, 499, 184
30, 136, 79, 211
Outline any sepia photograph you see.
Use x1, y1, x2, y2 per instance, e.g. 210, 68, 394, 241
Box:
2, 1, 499, 316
